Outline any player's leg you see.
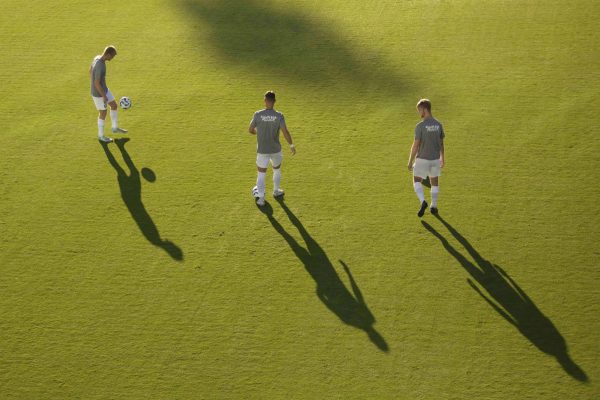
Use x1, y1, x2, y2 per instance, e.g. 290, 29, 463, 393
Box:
255, 166, 268, 205
412, 158, 428, 217
429, 160, 441, 214
98, 109, 108, 136
429, 176, 439, 214
413, 175, 425, 201
107, 90, 127, 134
93, 96, 112, 142
271, 152, 284, 197
253, 154, 269, 206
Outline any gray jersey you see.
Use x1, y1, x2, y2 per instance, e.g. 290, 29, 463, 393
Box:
250, 109, 286, 154
90, 56, 108, 97
415, 117, 445, 160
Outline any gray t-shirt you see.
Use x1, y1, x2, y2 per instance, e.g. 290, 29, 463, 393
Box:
415, 117, 445, 160
90, 56, 108, 97
250, 109, 286, 154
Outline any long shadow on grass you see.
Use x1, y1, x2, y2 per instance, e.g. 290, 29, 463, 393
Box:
177, 0, 408, 97
259, 199, 388, 352
100, 139, 183, 261
422, 216, 587, 382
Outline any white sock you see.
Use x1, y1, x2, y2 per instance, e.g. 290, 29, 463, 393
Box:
256, 172, 266, 198
110, 109, 118, 129
98, 118, 105, 137
431, 186, 439, 207
413, 182, 425, 203
273, 169, 281, 192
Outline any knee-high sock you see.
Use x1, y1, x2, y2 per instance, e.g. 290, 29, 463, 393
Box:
110, 109, 118, 129
256, 172, 266, 198
98, 118, 105, 137
273, 169, 281, 192
431, 186, 439, 207
413, 182, 425, 203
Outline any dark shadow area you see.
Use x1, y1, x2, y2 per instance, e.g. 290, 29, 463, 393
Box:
100, 139, 183, 261
178, 0, 408, 97
422, 215, 588, 382
259, 199, 388, 352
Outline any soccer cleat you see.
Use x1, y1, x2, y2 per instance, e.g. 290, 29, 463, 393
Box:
112, 127, 128, 134
98, 136, 113, 143
418, 201, 428, 218
273, 188, 285, 198
252, 186, 260, 199
430, 207, 439, 215
256, 197, 265, 206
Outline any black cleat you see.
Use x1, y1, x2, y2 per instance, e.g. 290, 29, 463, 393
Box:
430, 207, 438, 215
418, 201, 428, 217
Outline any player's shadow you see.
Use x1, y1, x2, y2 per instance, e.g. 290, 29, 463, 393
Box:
177, 0, 408, 97
100, 139, 183, 261
259, 199, 388, 352
422, 216, 588, 382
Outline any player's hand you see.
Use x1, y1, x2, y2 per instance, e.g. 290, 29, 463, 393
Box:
407, 163, 413, 172
290, 144, 296, 155
440, 159, 445, 168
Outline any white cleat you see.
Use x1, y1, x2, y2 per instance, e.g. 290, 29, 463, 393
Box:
98, 136, 114, 143
112, 127, 128, 134
273, 188, 285, 198
256, 197, 265, 206
252, 186, 260, 199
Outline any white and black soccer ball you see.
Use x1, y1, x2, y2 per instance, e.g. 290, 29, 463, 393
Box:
119, 96, 132, 110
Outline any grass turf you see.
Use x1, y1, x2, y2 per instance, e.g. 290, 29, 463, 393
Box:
1, 0, 599, 398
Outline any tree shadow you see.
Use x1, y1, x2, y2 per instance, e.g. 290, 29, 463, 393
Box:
258, 199, 388, 352
422, 215, 588, 382
177, 0, 408, 97
100, 139, 184, 261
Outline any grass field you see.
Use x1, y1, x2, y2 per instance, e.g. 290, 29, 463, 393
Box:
1, 0, 600, 398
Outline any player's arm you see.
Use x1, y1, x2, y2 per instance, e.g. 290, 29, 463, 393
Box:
440, 138, 445, 168
92, 66, 107, 102
281, 126, 296, 155
94, 79, 107, 101
248, 116, 257, 134
407, 139, 420, 171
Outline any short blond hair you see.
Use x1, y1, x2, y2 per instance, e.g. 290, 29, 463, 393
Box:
264, 91, 276, 101
416, 99, 431, 112
103, 45, 117, 56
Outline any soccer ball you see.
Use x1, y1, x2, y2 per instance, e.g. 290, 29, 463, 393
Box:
119, 96, 132, 109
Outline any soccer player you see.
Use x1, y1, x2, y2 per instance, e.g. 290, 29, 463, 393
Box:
407, 99, 445, 217
89, 45, 127, 143
249, 91, 296, 206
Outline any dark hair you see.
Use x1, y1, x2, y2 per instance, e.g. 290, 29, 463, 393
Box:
104, 45, 117, 56
264, 91, 276, 101
416, 99, 431, 112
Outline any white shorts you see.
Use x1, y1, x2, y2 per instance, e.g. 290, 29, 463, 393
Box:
91, 89, 115, 111
256, 152, 283, 169
413, 158, 441, 179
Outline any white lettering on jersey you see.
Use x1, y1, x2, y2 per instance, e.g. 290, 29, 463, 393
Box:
261, 116, 277, 122
425, 125, 440, 132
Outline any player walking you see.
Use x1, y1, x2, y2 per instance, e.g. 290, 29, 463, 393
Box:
89, 45, 127, 143
407, 99, 445, 217
249, 91, 296, 206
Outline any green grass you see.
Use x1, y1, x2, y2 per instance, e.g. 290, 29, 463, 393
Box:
1, 0, 599, 398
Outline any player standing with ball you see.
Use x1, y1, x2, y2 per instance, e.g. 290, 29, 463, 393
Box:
249, 91, 296, 206
407, 99, 445, 217
89, 45, 127, 143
